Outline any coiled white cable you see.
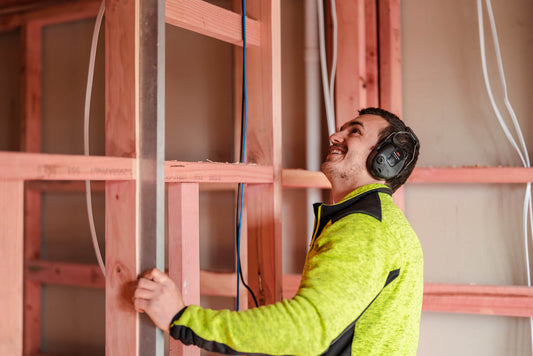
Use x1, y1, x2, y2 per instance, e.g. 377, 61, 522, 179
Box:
477, 0, 532, 351
84, 0, 106, 276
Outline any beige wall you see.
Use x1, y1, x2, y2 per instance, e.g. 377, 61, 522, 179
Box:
402, 0, 533, 354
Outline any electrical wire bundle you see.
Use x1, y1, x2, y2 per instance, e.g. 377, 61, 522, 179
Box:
235, 0, 259, 310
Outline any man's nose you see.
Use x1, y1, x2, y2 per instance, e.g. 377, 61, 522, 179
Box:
329, 131, 344, 144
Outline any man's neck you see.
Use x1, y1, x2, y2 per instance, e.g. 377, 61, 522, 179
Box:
330, 180, 385, 203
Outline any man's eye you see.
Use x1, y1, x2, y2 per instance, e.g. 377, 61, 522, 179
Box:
351, 128, 360, 134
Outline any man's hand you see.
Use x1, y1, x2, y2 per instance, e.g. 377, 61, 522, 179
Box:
133, 268, 185, 333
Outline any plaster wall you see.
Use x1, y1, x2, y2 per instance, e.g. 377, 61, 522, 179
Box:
402, 0, 533, 354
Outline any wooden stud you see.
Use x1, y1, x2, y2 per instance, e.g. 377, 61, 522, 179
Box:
364, 0, 379, 107
335, 0, 366, 128
104, 0, 137, 354
20, 20, 42, 356
245, 0, 283, 307
20, 22, 41, 153
23, 188, 42, 356
105, 182, 137, 356
378, 0, 401, 114
166, 0, 260, 47
377, 0, 403, 208
0, 180, 24, 356
168, 183, 200, 356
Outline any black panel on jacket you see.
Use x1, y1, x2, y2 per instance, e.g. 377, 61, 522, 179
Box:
313, 187, 391, 240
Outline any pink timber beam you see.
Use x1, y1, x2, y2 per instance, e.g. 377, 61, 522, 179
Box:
168, 183, 201, 356
104, 0, 137, 354
0, 180, 24, 355
282, 167, 533, 187
21, 19, 43, 355
0, 152, 273, 183
26, 260, 105, 288
408, 167, 533, 183
165, 0, 260, 47
334, 0, 379, 128
377, 0, 403, 209
22, 262, 533, 318
2, 157, 532, 185
245, 0, 283, 307
378, 0, 401, 114
0, 0, 100, 31
423, 283, 533, 317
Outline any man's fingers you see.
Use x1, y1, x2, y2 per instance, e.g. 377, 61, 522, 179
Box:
134, 286, 155, 300
137, 277, 158, 290
133, 297, 148, 313
141, 268, 165, 281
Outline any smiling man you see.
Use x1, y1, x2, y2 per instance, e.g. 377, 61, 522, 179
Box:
134, 107, 423, 355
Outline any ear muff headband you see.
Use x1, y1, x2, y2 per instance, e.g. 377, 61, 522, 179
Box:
367, 127, 419, 180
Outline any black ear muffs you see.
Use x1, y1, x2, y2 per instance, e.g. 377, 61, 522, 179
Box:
367, 128, 419, 180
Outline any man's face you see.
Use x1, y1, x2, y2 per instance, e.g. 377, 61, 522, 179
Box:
321, 114, 390, 186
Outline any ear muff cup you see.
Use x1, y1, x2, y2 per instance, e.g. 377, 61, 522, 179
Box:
367, 143, 407, 180
367, 127, 419, 181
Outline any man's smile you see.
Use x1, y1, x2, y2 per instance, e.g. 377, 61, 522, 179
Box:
327, 144, 347, 160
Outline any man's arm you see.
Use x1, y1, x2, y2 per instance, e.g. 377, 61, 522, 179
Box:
133, 214, 402, 355
133, 268, 185, 333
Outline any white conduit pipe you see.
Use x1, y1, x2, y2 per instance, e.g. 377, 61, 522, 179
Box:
477, 1, 532, 352
304, 0, 322, 244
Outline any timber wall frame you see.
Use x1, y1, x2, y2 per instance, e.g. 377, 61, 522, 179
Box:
1, 0, 533, 355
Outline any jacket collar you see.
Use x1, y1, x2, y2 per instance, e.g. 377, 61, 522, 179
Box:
311, 184, 392, 240
335, 183, 392, 205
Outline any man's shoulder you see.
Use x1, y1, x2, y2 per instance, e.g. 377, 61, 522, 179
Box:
332, 188, 388, 223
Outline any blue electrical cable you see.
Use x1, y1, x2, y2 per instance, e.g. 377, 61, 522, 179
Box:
236, 0, 258, 311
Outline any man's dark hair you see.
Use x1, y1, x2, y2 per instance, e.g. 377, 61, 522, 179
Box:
359, 107, 420, 192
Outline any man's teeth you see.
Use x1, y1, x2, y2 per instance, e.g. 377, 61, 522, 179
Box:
330, 147, 345, 154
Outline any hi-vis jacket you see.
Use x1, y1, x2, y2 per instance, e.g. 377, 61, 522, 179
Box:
169, 183, 424, 355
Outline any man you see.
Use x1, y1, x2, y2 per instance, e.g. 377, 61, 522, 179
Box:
134, 107, 423, 355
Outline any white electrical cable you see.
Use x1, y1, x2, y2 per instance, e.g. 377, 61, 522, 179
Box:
484, 0, 530, 167
476, 1, 527, 168
477, 0, 532, 352
328, 0, 338, 122
84, 0, 106, 276
317, 0, 336, 136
